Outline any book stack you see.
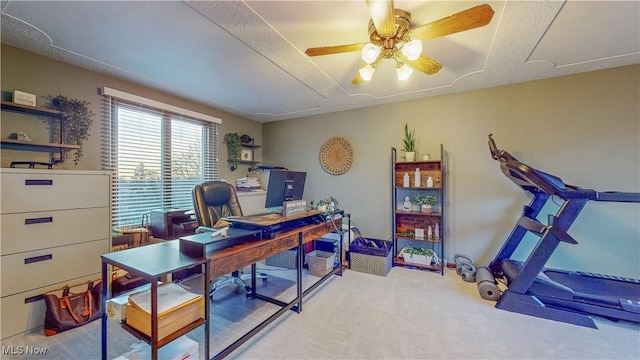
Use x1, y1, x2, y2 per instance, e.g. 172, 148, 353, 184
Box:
125, 283, 203, 340
235, 177, 263, 192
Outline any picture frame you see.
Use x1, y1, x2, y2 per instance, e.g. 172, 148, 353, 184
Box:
241, 148, 252, 161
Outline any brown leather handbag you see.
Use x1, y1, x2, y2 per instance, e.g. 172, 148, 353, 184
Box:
43, 280, 103, 336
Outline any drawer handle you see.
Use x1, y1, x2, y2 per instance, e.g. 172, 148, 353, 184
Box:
25, 217, 53, 225
25, 179, 53, 186
25, 294, 44, 304
24, 254, 53, 264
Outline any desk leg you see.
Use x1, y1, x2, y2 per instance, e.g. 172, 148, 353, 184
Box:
151, 281, 158, 360
204, 261, 210, 360
101, 260, 108, 360
296, 232, 303, 313
339, 229, 344, 276
250, 263, 257, 299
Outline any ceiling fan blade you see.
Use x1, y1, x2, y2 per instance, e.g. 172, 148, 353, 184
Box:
366, 0, 396, 38
305, 43, 368, 57
407, 4, 495, 40
398, 53, 442, 75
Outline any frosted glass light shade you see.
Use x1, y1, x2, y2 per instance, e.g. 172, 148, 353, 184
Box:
361, 43, 381, 64
396, 63, 413, 81
359, 64, 376, 81
402, 40, 423, 61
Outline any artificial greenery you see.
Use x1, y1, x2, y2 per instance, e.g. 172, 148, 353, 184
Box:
403, 246, 436, 257
402, 123, 416, 152
317, 196, 339, 214
318, 196, 339, 207
224, 132, 242, 160
50, 95, 94, 165
414, 194, 436, 206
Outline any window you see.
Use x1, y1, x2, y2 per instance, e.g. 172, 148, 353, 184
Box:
102, 90, 219, 228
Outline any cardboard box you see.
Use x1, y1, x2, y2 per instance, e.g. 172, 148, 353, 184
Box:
107, 294, 129, 323
125, 283, 204, 340
107, 283, 153, 323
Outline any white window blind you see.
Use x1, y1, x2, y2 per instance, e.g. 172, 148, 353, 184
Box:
101, 94, 218, 228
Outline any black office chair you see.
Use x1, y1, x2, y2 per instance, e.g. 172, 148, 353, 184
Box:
192, 180, 267, 299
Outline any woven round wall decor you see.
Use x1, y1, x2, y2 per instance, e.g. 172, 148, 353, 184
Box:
319, 136, 353, 175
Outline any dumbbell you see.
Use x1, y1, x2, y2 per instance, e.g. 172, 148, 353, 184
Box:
454, 254, 476, 282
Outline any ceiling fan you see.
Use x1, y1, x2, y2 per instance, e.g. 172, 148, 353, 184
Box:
305, 0, 495, 84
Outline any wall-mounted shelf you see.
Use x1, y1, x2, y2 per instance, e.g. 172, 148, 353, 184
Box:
1, 138, 80, 150
228, 142, 261, 171
1, 100, 60, 116
0, 100, 77, 163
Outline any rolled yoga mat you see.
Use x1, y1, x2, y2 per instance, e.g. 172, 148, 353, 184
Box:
476, 266, 501, 301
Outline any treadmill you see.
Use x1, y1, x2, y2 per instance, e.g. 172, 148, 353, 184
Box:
487, 134, 640, 328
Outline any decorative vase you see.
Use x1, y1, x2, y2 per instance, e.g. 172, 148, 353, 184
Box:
405, 152, 416, 162
421, 205, 432, 213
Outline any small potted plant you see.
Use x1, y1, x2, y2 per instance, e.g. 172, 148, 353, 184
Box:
401, 246, 436, 266
402, 123, 416, 161
317, 196, 338, 213
414, 194, 436, 213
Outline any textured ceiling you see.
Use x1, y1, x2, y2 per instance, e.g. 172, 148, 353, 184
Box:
1, 1, 639, 123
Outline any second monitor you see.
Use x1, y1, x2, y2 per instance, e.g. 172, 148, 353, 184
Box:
264, 170, 307, 209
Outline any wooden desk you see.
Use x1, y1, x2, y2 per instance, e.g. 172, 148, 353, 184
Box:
181, 216, 343, 359
209, 220, 339, 279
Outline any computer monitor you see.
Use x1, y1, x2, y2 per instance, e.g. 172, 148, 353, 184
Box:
264, 170, 307, 209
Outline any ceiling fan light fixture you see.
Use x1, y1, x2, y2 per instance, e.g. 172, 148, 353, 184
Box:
359, 64, 377, 81
402, 39, 423, 61
396, 63, 413, 81
361, 43, 381, 64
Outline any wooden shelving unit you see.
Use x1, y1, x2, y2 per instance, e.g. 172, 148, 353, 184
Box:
391, 145, 446, 275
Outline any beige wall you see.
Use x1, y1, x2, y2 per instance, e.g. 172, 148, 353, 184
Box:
3, 44, 638, 278
0, 45, 261, 182
264, 64, 640, 278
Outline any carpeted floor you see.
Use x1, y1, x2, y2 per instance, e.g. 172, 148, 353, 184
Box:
1, 265, 638, 359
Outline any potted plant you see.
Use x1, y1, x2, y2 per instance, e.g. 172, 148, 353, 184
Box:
317, 196, 338, 213
402, 123, 416, 161
224, 133, 242, 160
50, 95, 95, 165
401, 246, 436, 266
414, 194, 436, 213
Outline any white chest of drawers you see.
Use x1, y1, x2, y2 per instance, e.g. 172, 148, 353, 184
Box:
0, 168, 111, 339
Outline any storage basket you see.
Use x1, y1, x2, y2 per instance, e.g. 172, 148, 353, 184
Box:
349, 236, 393, 277
305, 250, 336, 277
265, 250, 297, 269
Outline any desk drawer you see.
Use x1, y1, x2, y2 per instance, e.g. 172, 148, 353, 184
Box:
1, 239, 108, 296
1, 207, 110, 255
0, 172, 109, 213
0, 272, 100, 339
